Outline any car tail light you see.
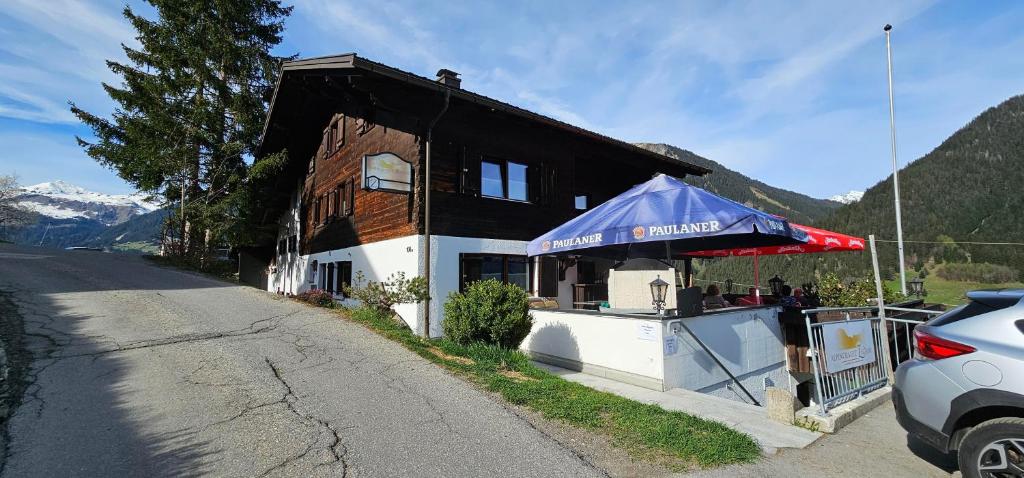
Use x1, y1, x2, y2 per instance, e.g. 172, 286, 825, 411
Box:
914, 329, 975, 360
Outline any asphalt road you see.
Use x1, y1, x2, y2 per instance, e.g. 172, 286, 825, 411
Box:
685, 403, 959, 478
0, 244, 603, 477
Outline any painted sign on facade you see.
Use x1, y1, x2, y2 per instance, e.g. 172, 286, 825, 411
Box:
362, 152, 412, 193
821, 320, 875, 373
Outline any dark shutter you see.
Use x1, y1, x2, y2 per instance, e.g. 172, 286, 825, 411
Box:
540, 257, 558, 297
335, 115, 345, 151
347, 177, 355, 216
546, 164, 558, 206
326, 263, 335, 292
529, 162, 542, 203
463, 150, 481, 197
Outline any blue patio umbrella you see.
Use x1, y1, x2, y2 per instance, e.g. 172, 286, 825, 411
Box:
527, 174, 807, 259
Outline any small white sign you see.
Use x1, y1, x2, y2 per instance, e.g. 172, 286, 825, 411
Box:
637, 322, 658, 341
664, 335, 678, 355
821, 320, 876, 373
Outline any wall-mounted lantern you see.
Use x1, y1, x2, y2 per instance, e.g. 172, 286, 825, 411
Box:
650, 275, 669, 316
769, 274, 786, 296
908, 277, 926, 298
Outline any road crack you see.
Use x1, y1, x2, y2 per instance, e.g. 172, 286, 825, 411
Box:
261, 358, 349, 477
50, 311, 299, 361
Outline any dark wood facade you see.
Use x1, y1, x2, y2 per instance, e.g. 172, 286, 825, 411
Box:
426, 111, 689, 242
301, 114, 420, 255
260, 54, 710, 255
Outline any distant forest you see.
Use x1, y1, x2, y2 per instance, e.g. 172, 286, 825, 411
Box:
659, 94, 1024, 288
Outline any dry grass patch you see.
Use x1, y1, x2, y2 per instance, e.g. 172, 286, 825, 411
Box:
499, 369, 539, 382
427, 346, 475, 365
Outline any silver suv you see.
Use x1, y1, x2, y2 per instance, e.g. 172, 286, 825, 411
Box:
894, 289, 1024, 478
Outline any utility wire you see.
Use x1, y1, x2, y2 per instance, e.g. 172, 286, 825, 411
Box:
873, 239, 1024, 246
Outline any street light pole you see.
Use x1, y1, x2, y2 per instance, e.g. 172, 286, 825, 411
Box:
884, 24, 908, 295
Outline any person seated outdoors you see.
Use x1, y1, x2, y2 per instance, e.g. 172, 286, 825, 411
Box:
793, 287, 809, 307
734, 287, 761, 306
703, 284, 731, 309
779, 285, 800, 307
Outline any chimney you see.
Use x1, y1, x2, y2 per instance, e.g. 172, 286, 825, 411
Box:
436, 69, 461, 89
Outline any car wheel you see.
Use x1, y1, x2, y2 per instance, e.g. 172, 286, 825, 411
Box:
958, 417, 1024, 478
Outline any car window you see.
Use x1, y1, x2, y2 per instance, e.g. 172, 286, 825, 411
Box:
929, 299, 1015, 327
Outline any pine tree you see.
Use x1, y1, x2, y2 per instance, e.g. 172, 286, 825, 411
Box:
71, 0, 291, 261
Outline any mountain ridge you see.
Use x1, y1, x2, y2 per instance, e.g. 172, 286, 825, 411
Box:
819, 93, 1024, 279
828, 190, 864, 204
6, 180, 163, 251
636, 142, 840, 224
18, 180, 160, 225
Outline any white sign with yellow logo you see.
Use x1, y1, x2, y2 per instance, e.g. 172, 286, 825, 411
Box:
821, 320, 875, 373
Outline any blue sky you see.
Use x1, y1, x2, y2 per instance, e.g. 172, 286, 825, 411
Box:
1, 1, 1022, 198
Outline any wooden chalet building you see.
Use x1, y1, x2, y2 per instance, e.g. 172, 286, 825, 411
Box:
253, 53, 709, 337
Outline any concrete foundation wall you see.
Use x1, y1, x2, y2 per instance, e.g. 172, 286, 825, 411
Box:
663, 306, 789, 404
523, 306, 790, 406
524, 309, 666, 387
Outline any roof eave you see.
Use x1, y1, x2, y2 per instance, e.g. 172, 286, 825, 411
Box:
257, 53, 712, 176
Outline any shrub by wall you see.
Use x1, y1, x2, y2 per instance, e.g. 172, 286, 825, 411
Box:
443, 279, 534, 348
297, 289, 336, 308
344, 271, 429, 314
817, 272, 905, 307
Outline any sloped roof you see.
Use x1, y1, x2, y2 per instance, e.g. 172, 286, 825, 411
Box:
259, 53, 710, 176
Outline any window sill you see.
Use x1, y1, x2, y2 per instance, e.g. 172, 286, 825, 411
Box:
314, 216, 354, 229
481, 195, 532, 204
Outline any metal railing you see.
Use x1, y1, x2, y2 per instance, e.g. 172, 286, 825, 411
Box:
802, 305, 944, 416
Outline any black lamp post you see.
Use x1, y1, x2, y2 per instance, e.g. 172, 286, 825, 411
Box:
650, 275, 669, 316
769, 274, 786, 296
908, 277, 926, 298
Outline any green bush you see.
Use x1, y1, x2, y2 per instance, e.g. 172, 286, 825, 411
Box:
442, 279, 534, 348
344, 271, 430, 314
937, 262, 1018, 283
817, 272, 905, 307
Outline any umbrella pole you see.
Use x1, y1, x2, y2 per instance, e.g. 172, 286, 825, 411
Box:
754, 252, 761, 304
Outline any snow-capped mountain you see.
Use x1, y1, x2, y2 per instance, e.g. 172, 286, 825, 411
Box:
18, 180, 161, 225
827, 190, 864, 205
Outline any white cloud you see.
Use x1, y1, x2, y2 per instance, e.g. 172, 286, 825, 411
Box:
0, 0, 134, 124
2, 0, 1023, 200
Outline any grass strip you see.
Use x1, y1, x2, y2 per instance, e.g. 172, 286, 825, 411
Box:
337, 305, 760, 470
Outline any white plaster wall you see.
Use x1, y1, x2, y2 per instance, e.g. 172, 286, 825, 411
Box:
523, 310, 665, 381
302, 235, 422, 331
426, 235, 531, 337
695, 362, 791, 405
555, 263, 577, 309
662, 307, 788, 404
269, 184, 304, 295
269, 230, 585, 338
608, 267, 678, 310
